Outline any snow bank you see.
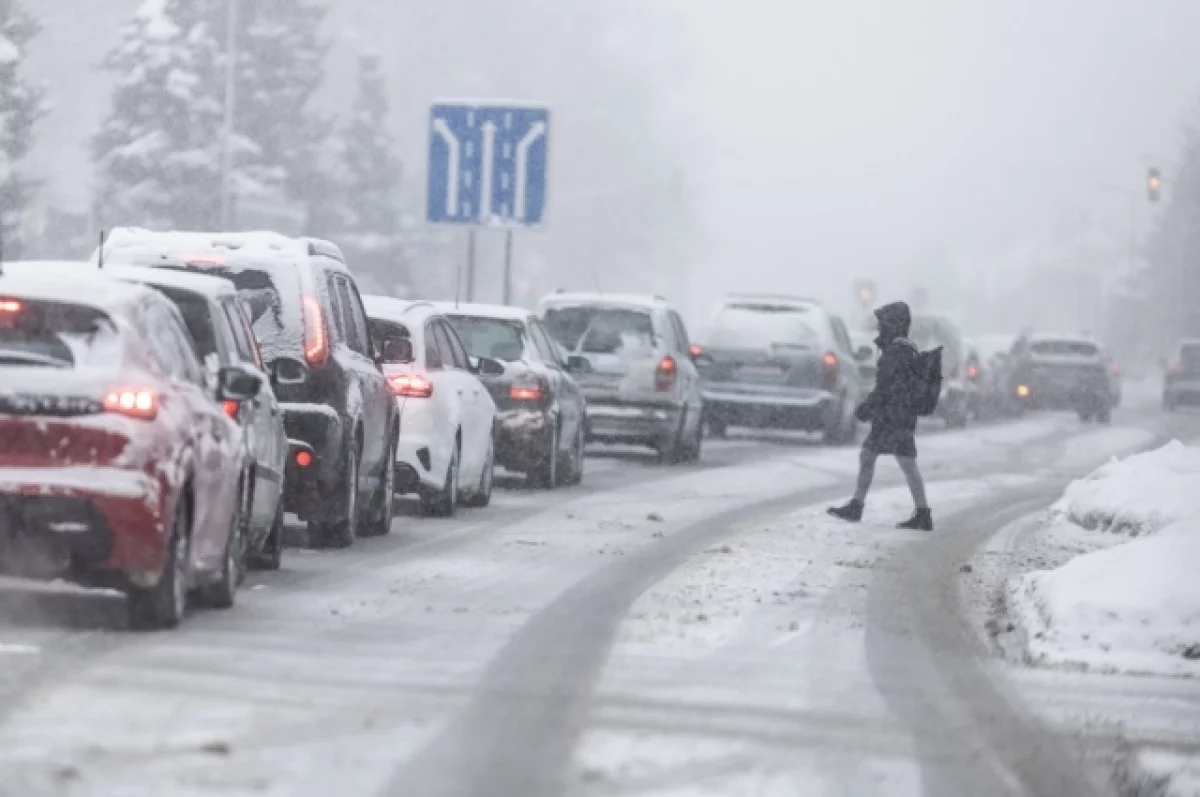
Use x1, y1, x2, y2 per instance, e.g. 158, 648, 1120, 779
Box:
1120, 749, 1200, 797
1009, 442, 1200, 677
1051, 440, 1200, 535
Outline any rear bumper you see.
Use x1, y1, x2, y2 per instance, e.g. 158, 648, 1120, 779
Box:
280, 402, 343, 516
1165, 380, 1200, 406
0, 467, 166, 586
586, 402, 681, 446
1015, 377, 1110, 409
702, 387, 835, 430
494, 408, 553, 473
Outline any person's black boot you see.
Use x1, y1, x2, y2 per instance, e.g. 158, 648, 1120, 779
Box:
827, 499, 864, 522
897, 508, 933, 531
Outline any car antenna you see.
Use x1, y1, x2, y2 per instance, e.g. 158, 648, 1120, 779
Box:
97, 229, 107, 269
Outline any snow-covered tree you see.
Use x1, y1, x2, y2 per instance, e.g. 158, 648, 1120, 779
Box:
92, 0, 224, 230
337, 53, 408, 292
0, 0, 46, 255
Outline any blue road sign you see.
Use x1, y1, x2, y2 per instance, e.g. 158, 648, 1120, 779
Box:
427, 102, 549, 227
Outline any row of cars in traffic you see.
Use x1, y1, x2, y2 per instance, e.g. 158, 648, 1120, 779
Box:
1, 226, 1193, 630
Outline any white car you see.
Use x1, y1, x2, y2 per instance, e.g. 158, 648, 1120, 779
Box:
362, 297, 497, 516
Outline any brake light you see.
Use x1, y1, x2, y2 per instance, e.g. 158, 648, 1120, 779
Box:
1110, 363, 1122, 376
689, 343, 704, 358
967, 363, 979, 380
104, 388, 158, 420
511, 383, 545, 402
1016, 384, 1030, 398
655, 356, 677, 391
1168, 363, 1183, 376
302, 294, 328, 367
0, 299, 21, 313
387, 373, 433, 398
221, 399, 240, 419
295, 450, 313, 468
822, 352, 839, 385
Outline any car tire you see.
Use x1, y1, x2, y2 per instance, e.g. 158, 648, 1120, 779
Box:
530, 423, 559, 487
359, 436, 397, 537
1096, 405, 1112, 424
463, 438, 495, 507
560, 424, 586, 485
660, 410, 687, 465
310, 438, 359, 548
248, 503, 284, 571
682, 412, 704, 462
421, 441, 459, 517
822, 397, 849, 444
128, 494, 190, 631
198, 483, 246, 610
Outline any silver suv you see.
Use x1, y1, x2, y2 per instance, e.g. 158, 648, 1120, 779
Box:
697, 294, 866, 443
538, 292, 704, 463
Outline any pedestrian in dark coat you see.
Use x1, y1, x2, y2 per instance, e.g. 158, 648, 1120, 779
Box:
828, 301, 933, 530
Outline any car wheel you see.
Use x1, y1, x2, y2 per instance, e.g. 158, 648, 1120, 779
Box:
310, 439, 359, 548
530, 422, 559, 487
561, 424, 586, 485
822, 397, 847, 444
421, 441, 459, 517
248, 503, 284, 571
683, 412, 704, 462
659, 410, 687, 464
360, 434, 397, 537
128, 494, 190, 630
463, 438, 495, 507
1096, 405, 1112, 424
199, 484, 246, 610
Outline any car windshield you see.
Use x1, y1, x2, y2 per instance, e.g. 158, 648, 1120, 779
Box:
446, 315, 527, 362
1031, 339, 1099, 357
0, 299, 120, 369
544, 306, 656, 356
705, 303, 819, 349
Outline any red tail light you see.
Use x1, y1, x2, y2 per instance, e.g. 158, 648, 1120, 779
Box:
387, 373, 433, 398
655, 356, 677, 391
967, 363, 980, 380
822, 352, 839, 385
302, 294, 328, 367
510, 383, 545, 402
0, 299, 22, 314
104, 388, 158, 421
1111, 363, 1122, 376
1168, 363, 1183, 376
221, 399, 240, 419
295, 450, 313, 468
688, 343, 704, 358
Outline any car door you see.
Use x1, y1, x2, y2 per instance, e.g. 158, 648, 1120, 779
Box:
146, 300, 239, 575
422, 318, 455, 480
326, 272, 383, 492
219, 296, 283, 535
529, 318, 582, 448
337, 276, 392, 488
433, 319, 485, 480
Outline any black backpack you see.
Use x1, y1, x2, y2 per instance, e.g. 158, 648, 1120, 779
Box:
912, 347, 943, 416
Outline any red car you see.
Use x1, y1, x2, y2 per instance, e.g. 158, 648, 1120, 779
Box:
0, 274, 261, 629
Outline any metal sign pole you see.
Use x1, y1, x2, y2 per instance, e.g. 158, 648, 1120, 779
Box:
465, 228, 477, 302
502, 229, 514, 305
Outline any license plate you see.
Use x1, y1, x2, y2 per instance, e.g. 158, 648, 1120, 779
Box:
738, 365, 785, 382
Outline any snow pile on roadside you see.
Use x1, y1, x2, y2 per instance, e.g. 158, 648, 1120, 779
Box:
1120, 749, 1200, 797
1051, 440, 1200, 534
1010, 441, 1200, 677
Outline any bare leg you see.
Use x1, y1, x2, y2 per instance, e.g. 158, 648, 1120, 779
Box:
853, 447, 878, 502
896, 456, 928, 509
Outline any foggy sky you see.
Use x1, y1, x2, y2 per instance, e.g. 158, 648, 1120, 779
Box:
22, 0, 1200, 326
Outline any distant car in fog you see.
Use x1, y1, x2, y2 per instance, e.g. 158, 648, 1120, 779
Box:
850, 330, 878, 395
695, 294, 867, 444
1008, 333, 1114, 422
439, 303, 587, 488
867, 313, 971, 427
965, 334, 1017, 419
1163, 338, 1200, 411
539, 292, 704, 463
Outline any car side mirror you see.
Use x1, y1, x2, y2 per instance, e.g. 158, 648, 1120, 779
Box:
217, 365, 263, 402
469, 355, 506, 376
854, 345, 874, 362
270, 356, 308, 388
379, 336, 414, 365
565, 355, 592, 375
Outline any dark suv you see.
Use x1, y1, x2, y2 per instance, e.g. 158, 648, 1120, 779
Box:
97, 230, 398, 547
1008, 334, 1113, 422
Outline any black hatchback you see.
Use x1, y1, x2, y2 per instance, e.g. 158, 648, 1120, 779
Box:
96, 230, 399, 547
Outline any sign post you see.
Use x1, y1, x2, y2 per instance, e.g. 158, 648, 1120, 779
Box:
427, 101, 550, 304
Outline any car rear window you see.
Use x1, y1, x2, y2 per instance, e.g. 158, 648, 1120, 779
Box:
0, 298, 121, 369
706, 303, 820, 349
446, 315, 526, 362
1031, 339, 1099, 357
1179, 344, 1200, 370
545, 306, 655, 356
153, 287, 218, 361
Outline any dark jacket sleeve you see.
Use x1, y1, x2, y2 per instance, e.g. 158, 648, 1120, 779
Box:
856, 343, 918, 430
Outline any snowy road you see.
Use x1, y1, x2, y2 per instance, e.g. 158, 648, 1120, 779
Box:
0, 401, 1197, 797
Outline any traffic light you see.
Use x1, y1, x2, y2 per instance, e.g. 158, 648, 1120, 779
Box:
1147, 168, 1161, 202
853, 279, 876, 307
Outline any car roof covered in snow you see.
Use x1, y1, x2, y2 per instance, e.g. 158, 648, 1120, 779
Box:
0, 270, 158, 315
537, 292, 672, 313
722, 293, 822, 309
361, 295, 437, 324
95, 227, 347, 270
101, 264, 240, 301
1028, 332, 1100, 345
432, 302, 532, 322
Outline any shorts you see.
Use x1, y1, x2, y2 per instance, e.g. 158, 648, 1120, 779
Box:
863, 426, 917, 459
